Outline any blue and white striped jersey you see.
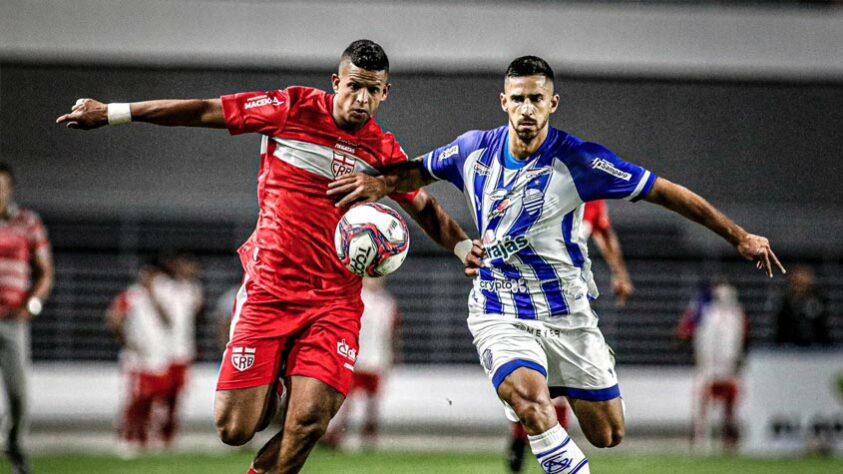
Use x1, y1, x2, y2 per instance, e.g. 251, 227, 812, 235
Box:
423, 126, 656, 325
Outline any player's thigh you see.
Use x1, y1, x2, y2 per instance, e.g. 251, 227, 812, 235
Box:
284, 375, 346, 431
214, 384, 274, 429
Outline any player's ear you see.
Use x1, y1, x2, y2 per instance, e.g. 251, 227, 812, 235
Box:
500, 92, 508, 112
331, 73, 340, 93
549, 93, 560, 113
381, 82, 391, 101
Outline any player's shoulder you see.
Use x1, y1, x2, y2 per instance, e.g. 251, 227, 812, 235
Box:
551, 130, 614, 164
12, 206, 44, 226
444, 126, 505, 157
466, 126, 506, 146
282, 85, 329, 110
117, 285, 144, 307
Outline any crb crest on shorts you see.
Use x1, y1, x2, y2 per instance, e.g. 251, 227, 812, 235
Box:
230, 346, 256, 371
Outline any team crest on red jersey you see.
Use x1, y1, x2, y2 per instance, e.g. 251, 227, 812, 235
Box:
230, 347, 256, 372
332, 152, 356, 178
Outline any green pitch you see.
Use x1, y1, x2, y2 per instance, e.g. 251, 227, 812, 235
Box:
9, 449, 843, 473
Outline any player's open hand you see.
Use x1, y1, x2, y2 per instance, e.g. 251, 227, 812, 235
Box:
612, 275, 634, 307
327, 173, 391, 208
737, 233, 785, 278
56, 98, 109, 130
464, 239, 485, 277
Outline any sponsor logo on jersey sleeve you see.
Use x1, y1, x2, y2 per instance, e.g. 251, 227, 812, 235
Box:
591, 157, 631, 181
244, 95, 285, 110
437, 144, 459, 161
230, 347, 256, 371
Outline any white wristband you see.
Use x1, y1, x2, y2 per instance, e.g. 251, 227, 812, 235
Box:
107, 103, 132, 125
27, 297, 43, 316
453, 239, 473, 265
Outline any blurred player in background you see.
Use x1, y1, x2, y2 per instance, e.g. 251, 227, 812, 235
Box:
156, 251, 204, 448
678, 279, 746, 452
0, 163, 54, 474
774, 265, 830, 347
106, 261, 172, 456
580, 200, 634, 307
215, 284, 240, 353
58, 40, 480, 474
330, 55, 784, 474
321, 277, 400, 451
506, 199, 633, 472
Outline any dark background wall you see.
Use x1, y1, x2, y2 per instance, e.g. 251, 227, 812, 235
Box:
3, 63, 842, 252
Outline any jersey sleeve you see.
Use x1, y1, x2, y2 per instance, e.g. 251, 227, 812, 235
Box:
421, 130, 485, 190
27, 212, 51, 259
220, 89, 291, 136
385, 140, 420, 203
568, 142, 657, 202
109, 291, 131, 316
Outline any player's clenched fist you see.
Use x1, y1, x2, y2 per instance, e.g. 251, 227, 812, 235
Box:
56, 98, 109, 130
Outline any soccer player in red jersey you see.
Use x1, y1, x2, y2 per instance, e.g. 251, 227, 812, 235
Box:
0, 163, 54, 474
581, 200, 634, 307
58, 40, 482, 473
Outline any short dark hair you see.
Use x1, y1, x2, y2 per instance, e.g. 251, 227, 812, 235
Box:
505, 56, 555, 83
340, 39, 389, 74
0, 162, 14, 184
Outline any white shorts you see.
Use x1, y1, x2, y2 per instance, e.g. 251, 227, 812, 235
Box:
469, 314, 620, 419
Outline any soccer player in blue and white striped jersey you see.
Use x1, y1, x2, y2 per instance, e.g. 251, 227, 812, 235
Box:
329, 56, 784, 474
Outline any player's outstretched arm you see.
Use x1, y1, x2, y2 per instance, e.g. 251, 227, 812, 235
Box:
590, 227, 634, 306
398, 189, 484, 277
327, 160, 437, 208
56, 98, 226, 130
644, 177, 785, 277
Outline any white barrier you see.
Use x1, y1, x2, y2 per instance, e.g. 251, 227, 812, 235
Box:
19, 363, 695, 434
741, 349, 843, 456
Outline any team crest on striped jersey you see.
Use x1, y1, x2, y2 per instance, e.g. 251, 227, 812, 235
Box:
331, 152, 356, 178
523, 187, 544, 214
230, 347, 256, 372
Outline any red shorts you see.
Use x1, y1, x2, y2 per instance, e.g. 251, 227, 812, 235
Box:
349, 371, 382, 396
216, 276, 363, 396
168, 362, 190, 394
127, 371, 171, 400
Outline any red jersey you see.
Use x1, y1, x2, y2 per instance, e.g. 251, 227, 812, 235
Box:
0, 205, 50, 317
581, 200, 611, 239
221, 86, 417, 302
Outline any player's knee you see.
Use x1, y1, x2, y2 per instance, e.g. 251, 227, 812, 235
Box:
286, 406, 331, 444
512, 398, 555, 432
216, 419, 256, 446
585, 425, 624, 448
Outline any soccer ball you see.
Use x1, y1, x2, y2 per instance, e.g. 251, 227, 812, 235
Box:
334, 203, 410, 278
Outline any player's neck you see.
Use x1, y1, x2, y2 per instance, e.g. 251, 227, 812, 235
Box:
508, 126, 549, 160
331, 103, 367, 134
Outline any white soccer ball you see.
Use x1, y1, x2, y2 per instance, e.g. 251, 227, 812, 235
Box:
334, 203, 410, 278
